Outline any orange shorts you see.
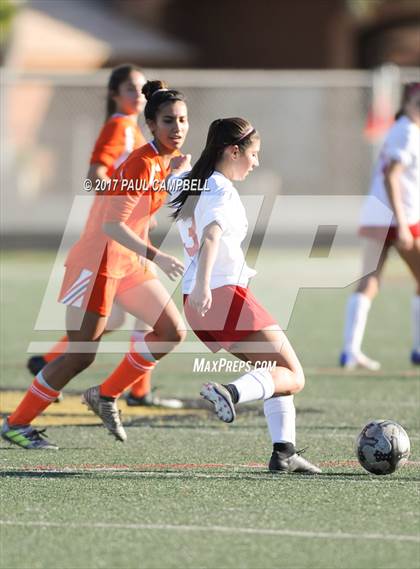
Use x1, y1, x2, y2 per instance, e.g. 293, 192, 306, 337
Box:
59, 264, 156, 317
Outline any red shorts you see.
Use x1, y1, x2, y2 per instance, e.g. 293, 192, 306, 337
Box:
359, 223, 420, 246
59, 264, 156, 316
183, 285, 277, 353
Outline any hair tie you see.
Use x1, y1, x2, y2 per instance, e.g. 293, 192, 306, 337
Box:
234, 127, 255, 144
151, 88, 169, 97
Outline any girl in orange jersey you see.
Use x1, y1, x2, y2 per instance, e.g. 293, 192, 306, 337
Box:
26, 65, 181, 408
2, 81, 189, 449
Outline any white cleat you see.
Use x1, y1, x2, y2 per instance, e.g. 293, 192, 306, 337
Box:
340, 351, 381, 371
200, 382, 236, 423
82, 386, 127, 442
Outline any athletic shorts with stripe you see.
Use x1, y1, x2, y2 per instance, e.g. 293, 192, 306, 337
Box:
59, 264, 156, 317
183, 285, 277, 353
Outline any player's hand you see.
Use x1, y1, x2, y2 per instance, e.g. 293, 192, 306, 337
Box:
149, 214, 158, 232
189, 283, 212, 317
154, 252, 184, 280
396, 225, 413, 251
170, 154, 191, 175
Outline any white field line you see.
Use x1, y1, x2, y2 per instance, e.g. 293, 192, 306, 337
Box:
0, 520, 418, 543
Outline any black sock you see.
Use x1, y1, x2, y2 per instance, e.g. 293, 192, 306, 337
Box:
100, 395, 116, 402
223, 384, 239, 404
273, 442, 295, 457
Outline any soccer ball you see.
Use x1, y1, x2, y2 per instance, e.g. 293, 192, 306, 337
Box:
356, 420, 410, 475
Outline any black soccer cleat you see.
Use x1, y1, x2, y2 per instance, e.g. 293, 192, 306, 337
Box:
269, 446, 322, 474
411, 349, 420, 365
26, 355, 47, 376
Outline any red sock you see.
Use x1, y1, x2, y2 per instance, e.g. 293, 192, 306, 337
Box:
44, 336, 68, 363
129, 370, 152, 398
8, 376, 60, 426
100, 338, 156, 399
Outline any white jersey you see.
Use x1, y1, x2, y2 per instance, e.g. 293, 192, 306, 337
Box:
360, 115, 419, 227
176, 171, 256, 294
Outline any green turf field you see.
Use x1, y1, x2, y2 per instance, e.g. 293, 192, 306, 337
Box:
0, 250, 419, 569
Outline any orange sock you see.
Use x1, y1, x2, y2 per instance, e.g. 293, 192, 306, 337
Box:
44, 336, 68, 363
8, 375, 60, 426
100, 337, 156, 399
129, 370, 152, 398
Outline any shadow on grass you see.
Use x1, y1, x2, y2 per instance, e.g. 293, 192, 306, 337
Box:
1, 469, 419, 482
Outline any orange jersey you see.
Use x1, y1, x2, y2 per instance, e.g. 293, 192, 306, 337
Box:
90, 114, 146, 177
66, 142, 168, 279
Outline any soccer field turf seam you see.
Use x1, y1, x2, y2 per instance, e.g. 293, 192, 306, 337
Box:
1, 520, 419, 543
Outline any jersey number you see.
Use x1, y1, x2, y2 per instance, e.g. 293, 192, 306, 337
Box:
183, 218, 199, 257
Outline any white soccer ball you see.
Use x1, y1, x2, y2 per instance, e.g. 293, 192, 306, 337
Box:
356, 420, 410, 475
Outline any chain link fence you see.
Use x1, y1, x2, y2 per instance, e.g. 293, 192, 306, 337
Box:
1, 67, 419, 242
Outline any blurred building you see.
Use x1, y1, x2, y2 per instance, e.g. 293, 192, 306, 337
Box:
118, 0, 420, 69
0, 0, 419, 247
1, 0, 418, 70
1, 0, 197, 69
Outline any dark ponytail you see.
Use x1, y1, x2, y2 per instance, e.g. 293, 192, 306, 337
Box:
142, 80, 186, 121
394, 82, 420, 120
171, 117, 258, 221
106, 64, 143, 121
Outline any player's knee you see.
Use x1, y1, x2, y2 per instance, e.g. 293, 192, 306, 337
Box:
154, 324, 186, 345
292, 370, 305, 394
166, 327, 186, 345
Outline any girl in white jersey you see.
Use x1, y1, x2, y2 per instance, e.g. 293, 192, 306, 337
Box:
340, 83, 420, 369
171, 118, 321, 474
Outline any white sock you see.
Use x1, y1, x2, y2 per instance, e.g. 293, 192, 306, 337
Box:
343, 293, 371, 355
229, 369, 275, 403
412, 296, 420, 351
131, 331, 156, 363
264, 395, 296, 445
36, 370, 60, 393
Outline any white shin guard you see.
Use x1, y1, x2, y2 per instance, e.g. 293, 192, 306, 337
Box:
412, 296, 420, 351
343, 292, 371, 355
230, 369, 275, 403
264, 395, 296, 445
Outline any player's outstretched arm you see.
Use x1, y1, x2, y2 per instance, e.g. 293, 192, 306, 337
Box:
102, 221, 184, 280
